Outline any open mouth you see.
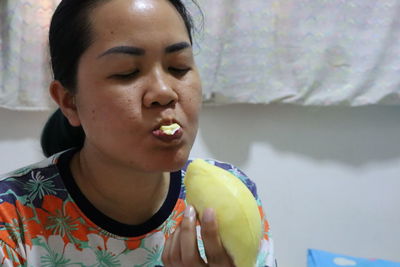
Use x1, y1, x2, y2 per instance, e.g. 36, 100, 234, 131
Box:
152, 123, 183, 142
159, 123, 181, 135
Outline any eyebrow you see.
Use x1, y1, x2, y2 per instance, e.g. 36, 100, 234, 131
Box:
97, 42, 191, 58
165, 42, 191, 53
98, 46, 145, 58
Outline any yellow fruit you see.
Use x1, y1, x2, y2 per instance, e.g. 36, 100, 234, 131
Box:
184, 159, 262, 267
160, 123, 181, 135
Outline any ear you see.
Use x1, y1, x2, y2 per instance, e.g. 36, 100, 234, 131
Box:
49, 81, 81, 127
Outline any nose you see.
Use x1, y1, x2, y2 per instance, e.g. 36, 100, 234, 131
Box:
143, 68, 178, 108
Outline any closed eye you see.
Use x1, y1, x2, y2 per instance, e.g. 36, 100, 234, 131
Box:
169, 67, 191, 75
111, 70, 140, 80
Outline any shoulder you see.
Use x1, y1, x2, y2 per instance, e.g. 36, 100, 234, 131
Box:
0, 150, 69, 207
0, 150, 72, 246
0, 153, 60, 181
183, 158, 259, 200
0, 153, 60, 184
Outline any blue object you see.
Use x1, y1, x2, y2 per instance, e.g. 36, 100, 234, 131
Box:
308, 249, 400, 267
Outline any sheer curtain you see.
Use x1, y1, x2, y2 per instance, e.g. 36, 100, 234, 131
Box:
194, 0, 400, 105
0, 0, 58, 110
1, 0, 399, 110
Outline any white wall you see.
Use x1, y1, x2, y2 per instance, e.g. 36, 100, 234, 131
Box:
0, 108, 50, 173
1, 105, 400, 267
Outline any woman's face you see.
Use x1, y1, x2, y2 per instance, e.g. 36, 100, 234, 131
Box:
73, 0, 202, 172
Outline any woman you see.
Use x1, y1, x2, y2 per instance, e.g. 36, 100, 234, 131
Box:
0, 0, 275, 266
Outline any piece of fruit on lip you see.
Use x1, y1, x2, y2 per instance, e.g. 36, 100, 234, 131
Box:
159, 123, 181, 135
184, 159, 262, 267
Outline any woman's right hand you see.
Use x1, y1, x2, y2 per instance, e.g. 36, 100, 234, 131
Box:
162, 205, 235, 267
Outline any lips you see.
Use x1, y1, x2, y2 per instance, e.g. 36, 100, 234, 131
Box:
159, 123, 181, 135
152, 121, 183, 142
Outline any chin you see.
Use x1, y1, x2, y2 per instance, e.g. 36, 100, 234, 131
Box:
156, 148, 191, 172
162, 155, 189, 172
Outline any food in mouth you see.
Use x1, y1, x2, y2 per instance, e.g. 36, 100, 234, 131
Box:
159, 123, 181, 135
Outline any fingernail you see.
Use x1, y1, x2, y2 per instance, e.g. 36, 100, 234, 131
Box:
184, 205, 195, 220
203, 208, 215, 222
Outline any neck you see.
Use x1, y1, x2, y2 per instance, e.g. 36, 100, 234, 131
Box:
70, 147, 170, 225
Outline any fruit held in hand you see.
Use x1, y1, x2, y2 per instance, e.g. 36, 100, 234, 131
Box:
184, 159, 262, 267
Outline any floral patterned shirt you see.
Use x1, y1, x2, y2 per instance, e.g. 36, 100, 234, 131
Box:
0, 149, 275, 267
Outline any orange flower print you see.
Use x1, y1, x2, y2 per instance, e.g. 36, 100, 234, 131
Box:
38, 195, 90, 249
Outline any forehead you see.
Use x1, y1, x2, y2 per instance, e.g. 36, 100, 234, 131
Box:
88, 0, 189, 45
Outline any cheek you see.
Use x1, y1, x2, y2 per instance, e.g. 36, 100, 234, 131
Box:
190, 84, 203, 115
76, 89, 142, 129
182, 74, 202, 109
181, 88, 202, 133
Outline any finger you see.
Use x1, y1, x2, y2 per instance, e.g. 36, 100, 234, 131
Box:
180, 205, 206, 266
162, 230, 174, 266
170, 227, 182, 266
201, 208, 233, 266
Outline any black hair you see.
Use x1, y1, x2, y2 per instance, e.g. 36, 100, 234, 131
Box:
41, 109, 85, 157
41, 0, 200, 157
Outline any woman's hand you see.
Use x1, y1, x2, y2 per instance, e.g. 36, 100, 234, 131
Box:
162, 205, 235, 267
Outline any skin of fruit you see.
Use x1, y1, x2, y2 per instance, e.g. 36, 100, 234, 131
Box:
184, 159, 262, 267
